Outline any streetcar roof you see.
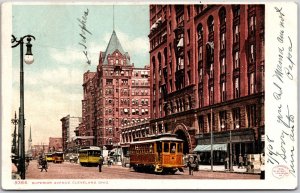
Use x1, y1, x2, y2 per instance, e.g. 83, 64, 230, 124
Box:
130, 137, 183, 145
79, 146, 101, 151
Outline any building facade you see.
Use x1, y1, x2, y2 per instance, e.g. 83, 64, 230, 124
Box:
149, 4, 265, 161
60, 115, 82, 152
80, 30, 150, 150
48, 137, 63, 152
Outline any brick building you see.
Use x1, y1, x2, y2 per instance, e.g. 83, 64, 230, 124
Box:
60, 115, 82, 152
48, 137, 63, 152
80, 30, 150, 150
149, 4, 264, 162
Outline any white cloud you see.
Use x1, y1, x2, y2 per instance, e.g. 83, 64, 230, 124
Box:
116, 31, 149, 56
49, 47, 83, 65
26, 66, 83, 87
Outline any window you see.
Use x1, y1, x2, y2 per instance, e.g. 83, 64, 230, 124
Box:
220, 111, 227, 131
221, 57, 225, 74
247, 105, 256, 127
170, 143, 176, 153
234, 25, 239, 43
199, 68, 203, 82
199, 89, 204, 107
233, 5, 240, 17
232, 108, 240, 129
187, 70, 191, 85
221, 33, 225, 50
249, 16, 256, 33
250, 44, 255, 62
163, 143, 169, 153
187, 29, 190, 45
208, 16, 214, 33
209, 64, 213, 78
197, 24, 203, 41
209, 86, 214, 105
234, 51, 240, 68
187, 51, 191, 66
221, 81, 226, 102
249, 72, 255, 94
234, 77, 240, 98
199, 46, 203, 61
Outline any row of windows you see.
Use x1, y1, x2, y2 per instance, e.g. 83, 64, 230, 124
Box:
122, 108, 149, 115
121, 118, 148, 125
197, 105, 257, 133
199, 71, 256, 107
104, 88, 150, 96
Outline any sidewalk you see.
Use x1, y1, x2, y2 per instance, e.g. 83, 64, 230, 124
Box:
198, 165, 260, 174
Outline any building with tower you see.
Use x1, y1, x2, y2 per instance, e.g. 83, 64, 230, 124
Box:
79, 30, 150, 150
149, 4, 264, 163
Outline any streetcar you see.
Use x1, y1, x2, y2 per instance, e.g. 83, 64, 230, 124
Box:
129, 134, 184, 174
45, 153, 53, 162
79, 146, 102, 167
52, 151, 64, 163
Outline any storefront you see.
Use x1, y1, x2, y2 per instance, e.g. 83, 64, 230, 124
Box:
194, 128, 264, 165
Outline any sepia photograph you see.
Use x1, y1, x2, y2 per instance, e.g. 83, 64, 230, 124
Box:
1, 1, 297, 190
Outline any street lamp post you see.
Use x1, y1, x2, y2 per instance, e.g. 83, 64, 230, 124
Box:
11, 34, 35, 180
221, 120, 234, 172
11, 111, 19, 155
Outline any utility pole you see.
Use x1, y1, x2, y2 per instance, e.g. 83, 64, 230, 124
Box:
210, 108, 213, 171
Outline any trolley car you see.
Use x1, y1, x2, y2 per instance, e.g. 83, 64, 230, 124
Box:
129, 134, 184, 174
52, 152, 64, 163
79, 146, 102, 167
45, 153, 53, 162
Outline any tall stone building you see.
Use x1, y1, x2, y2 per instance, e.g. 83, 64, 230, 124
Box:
80, 30, 150, 150
149, 4, 264, 162
60, 115, 82, 152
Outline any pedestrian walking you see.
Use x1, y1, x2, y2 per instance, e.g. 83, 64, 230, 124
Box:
238, 154, 244, 169
40, 158, 48, 172
188, 156, 195, 175
224, 157, 229, 171
98, 155, 104, 172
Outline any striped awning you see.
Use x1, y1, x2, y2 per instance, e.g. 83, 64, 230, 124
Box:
193, 144, 227, 152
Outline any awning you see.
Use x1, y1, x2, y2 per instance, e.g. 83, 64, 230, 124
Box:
193, 144, 227, 152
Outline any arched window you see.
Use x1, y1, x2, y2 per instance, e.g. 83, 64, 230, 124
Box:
232, 5, 240, 18
152, 56, 156, 79
197, 24, 203, 41
219, 7, 226, 25
207, 16, 214, 34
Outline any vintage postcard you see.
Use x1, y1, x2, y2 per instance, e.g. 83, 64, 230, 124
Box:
0, 1, 298, 190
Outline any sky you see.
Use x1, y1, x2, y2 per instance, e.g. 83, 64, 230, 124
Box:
11, 4, 150, 148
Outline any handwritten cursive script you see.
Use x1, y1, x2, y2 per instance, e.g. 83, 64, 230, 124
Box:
78, 9, 92, 65
268, 7, 296, 178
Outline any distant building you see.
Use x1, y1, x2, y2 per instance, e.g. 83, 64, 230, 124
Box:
48, 137, 63, 152
149, 4, 265, 162
60, 115, 82, 152
80, 30, 150, 150
32, 144, 49, 158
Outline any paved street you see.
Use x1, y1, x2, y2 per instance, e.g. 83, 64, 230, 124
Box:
26, 160, 259, 180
